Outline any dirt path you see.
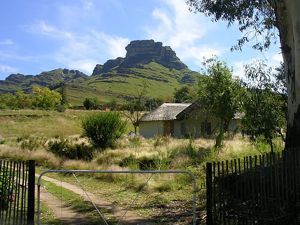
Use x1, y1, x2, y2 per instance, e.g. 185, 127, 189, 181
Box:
40, 187, 91, 225
37, 174, 156, 225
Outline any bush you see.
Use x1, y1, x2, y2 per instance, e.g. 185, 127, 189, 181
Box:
18, 136, 47, 151
82, 112, 127, 149
48, 139, 94, 161
83, 97, 100, 110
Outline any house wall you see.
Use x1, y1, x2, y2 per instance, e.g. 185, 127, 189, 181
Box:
174, 111, 219, 138
139, 121, 164, 138
140, 111, 241, 138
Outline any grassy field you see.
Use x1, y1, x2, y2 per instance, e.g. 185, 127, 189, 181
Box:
0, 109, 283, 223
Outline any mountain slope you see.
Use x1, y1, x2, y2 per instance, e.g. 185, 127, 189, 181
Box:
0, 68, 88, 93
0, 40, 202, 106
66, 62, 200, 105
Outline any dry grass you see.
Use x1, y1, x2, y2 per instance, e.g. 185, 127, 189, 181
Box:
0, 145, 60, 168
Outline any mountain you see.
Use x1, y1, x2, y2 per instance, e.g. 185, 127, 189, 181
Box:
0, 40, 201, 106
0, 68, 88, 93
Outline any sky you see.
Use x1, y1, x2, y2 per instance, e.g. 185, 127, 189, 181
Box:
0, 0, 283, 80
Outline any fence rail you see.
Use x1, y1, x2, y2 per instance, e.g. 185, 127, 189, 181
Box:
0, 160, 35, 225
206, 149, 300, 225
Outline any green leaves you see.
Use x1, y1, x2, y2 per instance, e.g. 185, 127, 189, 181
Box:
0, 87, 62, 110
242, 61, 287, 151
199, 58, 242, 147
82, 112, 127, 149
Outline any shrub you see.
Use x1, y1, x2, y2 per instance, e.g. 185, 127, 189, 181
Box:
18, 136, 47, 151
82, 112, 127, 149
48, 139, 94, 161
83, 97, 100, 110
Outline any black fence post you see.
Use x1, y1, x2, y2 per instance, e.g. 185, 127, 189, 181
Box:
206, 162, 213, 225
27, 160, 35, 225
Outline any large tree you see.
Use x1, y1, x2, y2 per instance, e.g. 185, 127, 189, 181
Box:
242, 61, 287, 152
199, 58, 242, 147
187, 0, 300, 148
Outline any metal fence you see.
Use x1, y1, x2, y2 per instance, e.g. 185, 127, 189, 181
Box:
37, 169, 198, 225
206, 149, 300, 225
0, 159, 35, 225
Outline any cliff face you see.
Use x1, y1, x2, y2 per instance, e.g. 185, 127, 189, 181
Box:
92, 40, 187, 75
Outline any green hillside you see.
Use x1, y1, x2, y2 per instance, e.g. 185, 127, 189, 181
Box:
66, 62, 200, 105
0, 40, 203, 106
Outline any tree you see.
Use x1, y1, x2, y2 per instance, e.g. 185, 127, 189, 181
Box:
199, 58, 242, 147
145, 97, 163, 111
15, 90, 32, 109
123, 83, 148, 134
174, 86, 196, 103
186, 0, 300, 148
57, 84, 68, 106
0, 93, 16, 109
242, 61, 287, 152
83, 97, 100, 110
31, 86, 62, 110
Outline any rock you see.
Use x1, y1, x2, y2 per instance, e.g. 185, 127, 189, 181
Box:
122, 40, 187, 70
101, 57, 124, 73
91, 40, 188, 74
92, 64, 103, 75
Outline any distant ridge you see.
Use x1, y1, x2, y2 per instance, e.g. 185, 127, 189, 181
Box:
0, 40, 201, 105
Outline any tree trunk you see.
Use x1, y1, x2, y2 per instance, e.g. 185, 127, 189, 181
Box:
215, 120, 224, 148
275, 0, 300, 149
134, 125, 137, 135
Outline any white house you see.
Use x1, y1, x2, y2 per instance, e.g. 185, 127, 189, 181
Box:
139, 102, 242, 138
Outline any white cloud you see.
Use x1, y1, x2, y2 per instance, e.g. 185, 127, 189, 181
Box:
28, 20, 129, 74
91, 31, 129, 58
30, 21, 72, 39
145, 0, 222, 68
0, 39, 14, 45
0, 64, 18, 74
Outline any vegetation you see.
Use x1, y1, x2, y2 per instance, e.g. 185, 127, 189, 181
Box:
82, 112, 127, 149
83, 97, 100, 110
0, 109, 285, 222
242, 61, 287, 152
122, 83, 148, 134
198, 58, 242, 147
186, 0, 300, 148
48, 138, 94, 161
0, 86, 62, 110
173, 86, 196, 103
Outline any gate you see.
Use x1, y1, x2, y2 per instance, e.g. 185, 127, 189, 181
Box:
0, 159, 35, 225
37, 169, 198, 225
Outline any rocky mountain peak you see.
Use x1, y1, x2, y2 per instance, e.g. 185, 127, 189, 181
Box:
92, 40, 187, 75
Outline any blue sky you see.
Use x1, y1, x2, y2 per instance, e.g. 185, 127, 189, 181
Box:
0, 0, 282, 80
